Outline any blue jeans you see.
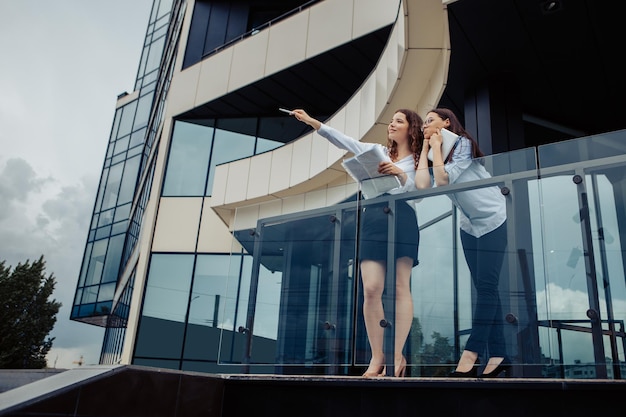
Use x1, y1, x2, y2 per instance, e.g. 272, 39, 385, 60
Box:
461, 221, 507, 358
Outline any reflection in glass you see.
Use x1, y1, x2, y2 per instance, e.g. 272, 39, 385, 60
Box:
188, 255, 229, 327
183, 255, 230, 362
102, 235, 125, 283
117, 101, 137, 138
229, 196, 363, 369
129, 127, 147, 148
101, 163, 123, 210
536, 176, 588, 327
113, 136, 130, 156
538, 129, 626, 167
77, 242, 92, 286
97, 282, 116, 302
142, 254, 194, 322
145, 36, 166, 75
94, 168, 108, 211
206, 129, 255, 195
256, 137, 282, 154
81, 285, 98, 304
86, 239, 108, 286
162, 121, 213, 196
118, 155, 141, 205
98, 209, 114, 227
134, 254, 194, 359
134, 93, 152, 130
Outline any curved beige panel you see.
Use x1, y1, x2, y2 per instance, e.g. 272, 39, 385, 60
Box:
306, 0, 354, 58
265, 12, 309, 75
211, 0, 450, 228
166, 0, 399, 121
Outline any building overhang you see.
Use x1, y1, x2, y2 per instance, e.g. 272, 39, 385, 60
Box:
207, 0, 450, 231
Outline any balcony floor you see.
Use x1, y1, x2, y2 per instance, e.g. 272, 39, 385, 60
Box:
1, 365, 625, 416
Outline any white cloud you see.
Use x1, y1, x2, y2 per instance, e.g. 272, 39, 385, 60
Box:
0, 157, 103, 368
0, 1, 152, 369
536, 282, 626, 364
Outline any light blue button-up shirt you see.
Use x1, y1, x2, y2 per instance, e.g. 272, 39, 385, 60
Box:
443, 137, 506, 237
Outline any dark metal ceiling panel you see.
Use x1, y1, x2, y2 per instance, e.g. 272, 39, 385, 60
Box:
442, 0, 626, 140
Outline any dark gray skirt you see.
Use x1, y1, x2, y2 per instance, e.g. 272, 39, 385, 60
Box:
358, 200, 419, 266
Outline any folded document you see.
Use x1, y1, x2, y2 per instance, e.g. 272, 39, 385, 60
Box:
427, 128, 460, 162
341, 146, 401, 199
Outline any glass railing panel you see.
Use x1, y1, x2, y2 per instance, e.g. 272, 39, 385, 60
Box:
537, 132, 626, 378
585, 169, 626, 373
217, 134, 626, 378
359, 190, 463, 377
355, 148, 540, 377
533, 174, 597, 372
588, 172, 626, 378
525, 176, 552, 376
222, 187, 360, 371
221, 202, 274, 370
538, 129, 626, 168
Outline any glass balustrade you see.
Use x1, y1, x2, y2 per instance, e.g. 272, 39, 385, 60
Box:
217, 130, 626, 379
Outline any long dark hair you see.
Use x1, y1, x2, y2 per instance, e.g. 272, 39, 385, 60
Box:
428, 108, 484, 159
387, 108, 424, 169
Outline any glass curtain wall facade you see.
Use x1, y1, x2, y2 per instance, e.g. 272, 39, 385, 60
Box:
73, 0, 191, 366
161, 119, 282, 198
72, 0, 177, 327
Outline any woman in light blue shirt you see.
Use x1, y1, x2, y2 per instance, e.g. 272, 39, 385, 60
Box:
416, 108, 510, 378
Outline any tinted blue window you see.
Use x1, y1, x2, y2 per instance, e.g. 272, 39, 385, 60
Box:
206, 128, 255, 195
134, 254, 194, 359
102, 234, 125, 283
118, 155, 141, 205
101, 163, 124, 210
183, 254, 232, 361
118, 101, 137, 138
85, 239, 108, 286
162, 121, 213, 196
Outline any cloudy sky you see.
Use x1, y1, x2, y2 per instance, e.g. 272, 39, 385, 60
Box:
0, 1, 152, 369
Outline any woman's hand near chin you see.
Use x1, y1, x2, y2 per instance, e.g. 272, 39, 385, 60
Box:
429, 129, 443, 150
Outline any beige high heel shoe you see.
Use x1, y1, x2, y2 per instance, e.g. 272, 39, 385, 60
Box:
362, 363, 385, 378
395, 356, 407, 377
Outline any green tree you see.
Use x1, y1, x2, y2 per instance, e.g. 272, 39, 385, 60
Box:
422, 331, 454, 363
0, 256, 61, 369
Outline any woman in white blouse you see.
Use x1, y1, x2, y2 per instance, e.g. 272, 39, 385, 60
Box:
290, 108, 424, 378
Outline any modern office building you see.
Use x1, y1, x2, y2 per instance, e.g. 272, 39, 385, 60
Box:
70, 0, 626, 379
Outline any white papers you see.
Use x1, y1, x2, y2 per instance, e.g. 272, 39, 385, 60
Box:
427, 128, 460, 162
341, 146, 401, 198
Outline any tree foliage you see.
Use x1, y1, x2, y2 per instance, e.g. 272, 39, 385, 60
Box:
0, 256, 62, 369
408, 317, 456, 377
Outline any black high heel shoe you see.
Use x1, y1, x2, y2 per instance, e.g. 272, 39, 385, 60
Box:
449, 360, 480, 378
480, 357, 511, 378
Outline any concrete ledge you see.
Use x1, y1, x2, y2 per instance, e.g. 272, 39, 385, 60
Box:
0, 369, 68, 394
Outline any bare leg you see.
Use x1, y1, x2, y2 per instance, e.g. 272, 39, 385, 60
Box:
394, 257, 413, 376
455, 349, 479, 372
360, 259, 386, 376
483, 356, 505, 374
